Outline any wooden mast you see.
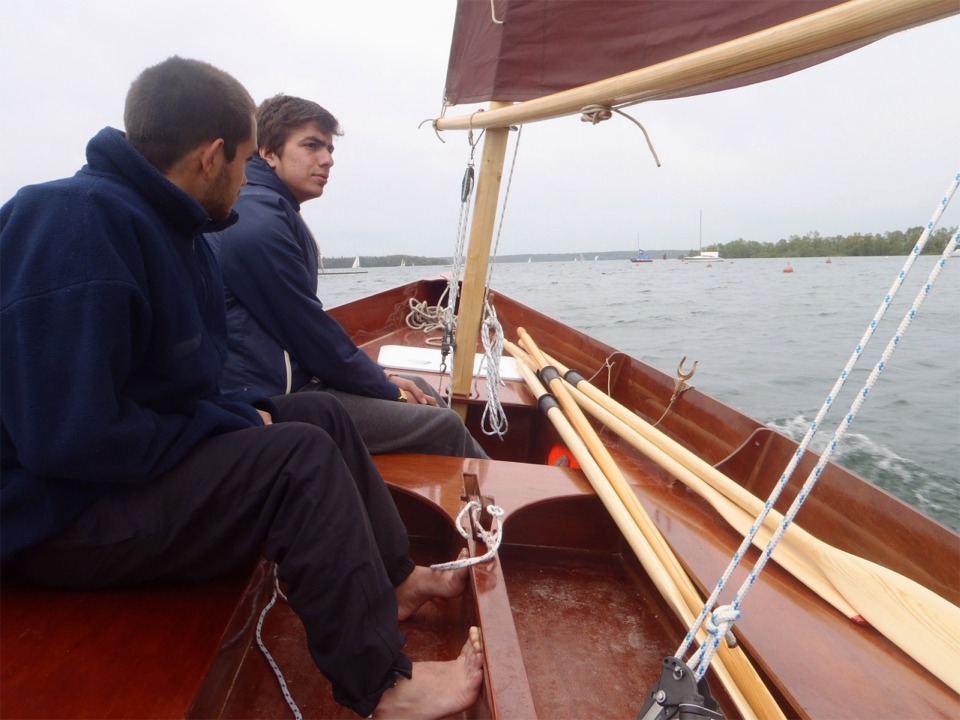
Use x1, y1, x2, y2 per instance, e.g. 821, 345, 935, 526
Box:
449, 102, 511, 416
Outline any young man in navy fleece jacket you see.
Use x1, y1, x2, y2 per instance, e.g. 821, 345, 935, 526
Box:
205, 94, 488, 459
0, 56, 481, 719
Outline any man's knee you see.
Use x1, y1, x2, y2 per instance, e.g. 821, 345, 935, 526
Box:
275, 390, 352, 429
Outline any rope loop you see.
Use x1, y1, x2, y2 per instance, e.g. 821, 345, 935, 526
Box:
478, 300, 509, 438
430, 500, 505, 570
578, 104, 661, 167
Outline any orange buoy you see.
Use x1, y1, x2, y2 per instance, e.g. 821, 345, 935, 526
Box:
783, 264, 794, 273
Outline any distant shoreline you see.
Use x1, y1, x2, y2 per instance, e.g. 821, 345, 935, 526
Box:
318, 225, 956, 269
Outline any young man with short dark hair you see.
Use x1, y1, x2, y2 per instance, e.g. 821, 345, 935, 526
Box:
1, 57, 482, 719
206, 94, 488, 459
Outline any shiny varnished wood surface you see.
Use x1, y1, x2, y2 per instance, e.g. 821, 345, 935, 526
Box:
3, 451, 957, 718
0, 563, 263, 719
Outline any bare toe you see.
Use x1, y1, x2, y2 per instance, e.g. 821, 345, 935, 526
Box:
372, 628, 484, 719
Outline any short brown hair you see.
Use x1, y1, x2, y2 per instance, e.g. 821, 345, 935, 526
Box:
256, 94, 342, 157
124, 56, 255, 173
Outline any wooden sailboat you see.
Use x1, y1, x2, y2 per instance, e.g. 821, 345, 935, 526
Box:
3, 1, 958, 718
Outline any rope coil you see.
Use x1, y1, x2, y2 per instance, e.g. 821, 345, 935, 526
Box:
430, 500, 505, 570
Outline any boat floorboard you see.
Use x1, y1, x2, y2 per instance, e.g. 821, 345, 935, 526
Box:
218, 452, 960, 719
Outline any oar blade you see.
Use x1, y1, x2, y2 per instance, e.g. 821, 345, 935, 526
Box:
819, 549, 960, 693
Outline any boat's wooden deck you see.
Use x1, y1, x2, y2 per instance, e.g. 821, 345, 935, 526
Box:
2, 453, 957, 718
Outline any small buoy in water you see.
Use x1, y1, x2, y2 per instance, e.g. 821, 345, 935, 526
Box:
826, 257, 832, 264
783, 264, 794, 273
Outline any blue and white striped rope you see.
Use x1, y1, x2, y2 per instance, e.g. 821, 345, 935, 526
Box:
256, 564, 303, 720
677, 170, 960, 678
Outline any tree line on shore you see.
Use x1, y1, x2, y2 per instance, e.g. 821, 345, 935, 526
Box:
321, 226, 957, 267
707, 226, 956, 259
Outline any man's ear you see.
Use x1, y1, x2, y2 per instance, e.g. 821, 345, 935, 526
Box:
198, 138, 226, 179
260, 146, 278, 169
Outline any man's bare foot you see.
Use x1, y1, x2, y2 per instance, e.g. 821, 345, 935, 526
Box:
397, 549, 470, 621
372, 627, 483, 720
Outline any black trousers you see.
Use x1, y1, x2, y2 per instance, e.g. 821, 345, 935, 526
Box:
12, 392, 413, 716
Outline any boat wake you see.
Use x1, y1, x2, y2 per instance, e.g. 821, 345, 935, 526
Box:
768, 414, 959, 531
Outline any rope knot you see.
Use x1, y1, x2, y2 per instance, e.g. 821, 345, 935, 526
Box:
580, 104, 613, 124
429, 500, 505, 571
706, 605, 741, 639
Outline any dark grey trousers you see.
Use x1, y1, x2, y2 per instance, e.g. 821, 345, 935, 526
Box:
12, 392, 413, 717
316, 374, 489, 458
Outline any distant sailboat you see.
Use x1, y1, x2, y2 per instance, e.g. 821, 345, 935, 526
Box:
631, 234, 653, 263
682, 210, 725, 262
400, 258, 406, 267
319, 255, 368, 276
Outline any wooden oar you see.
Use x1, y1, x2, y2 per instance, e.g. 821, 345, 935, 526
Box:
539, 351, 960, 694
509, 334, 786, 719
508, 354, 767, 719
509, 343, 859, 621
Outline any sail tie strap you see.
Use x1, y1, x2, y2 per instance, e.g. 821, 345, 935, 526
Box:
579, 104, 661, 167
430, 500, 505, 570
679, 170, 960, 680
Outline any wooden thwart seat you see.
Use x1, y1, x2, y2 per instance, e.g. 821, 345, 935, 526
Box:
0, 561, 270, 719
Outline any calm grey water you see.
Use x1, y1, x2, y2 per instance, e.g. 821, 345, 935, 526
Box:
320, 256, 960, 531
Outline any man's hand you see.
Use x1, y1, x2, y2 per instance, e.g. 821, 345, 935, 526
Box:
390, 375, 438, 406
257, 409, 274, 425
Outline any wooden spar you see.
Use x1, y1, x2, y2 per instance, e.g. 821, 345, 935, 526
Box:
434, 0, 956, 132
541, 351, 960, 694
506, 350, 767, 720
449, 102, 511, 417
508, 334, 786, 720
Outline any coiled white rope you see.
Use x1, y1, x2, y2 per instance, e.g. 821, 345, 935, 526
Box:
478, 300, 509, 437
678, 170, 960, 679
405, 288, 451, 345
430, 500, 505, 570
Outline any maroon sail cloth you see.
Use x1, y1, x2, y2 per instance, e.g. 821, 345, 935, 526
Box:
444, 0, 860, 105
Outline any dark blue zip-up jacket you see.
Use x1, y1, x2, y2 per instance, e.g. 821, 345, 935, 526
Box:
205, 157, 398, 400
0, 127, 272, 562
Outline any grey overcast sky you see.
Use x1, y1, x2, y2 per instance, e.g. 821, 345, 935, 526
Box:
1, 1, 958, 257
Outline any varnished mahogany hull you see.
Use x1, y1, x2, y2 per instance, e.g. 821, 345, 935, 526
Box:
2, 277, 956, 719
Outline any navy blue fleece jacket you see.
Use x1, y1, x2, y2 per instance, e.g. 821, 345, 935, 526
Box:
205, 157, 398, 400
0, 127, 273, 562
